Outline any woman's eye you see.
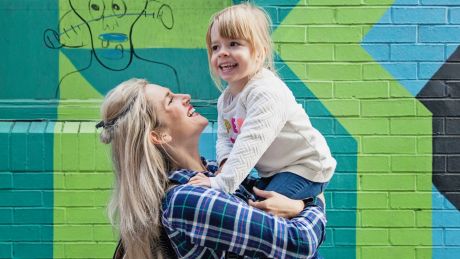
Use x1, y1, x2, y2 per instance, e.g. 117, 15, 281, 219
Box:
169, 96, 174, 104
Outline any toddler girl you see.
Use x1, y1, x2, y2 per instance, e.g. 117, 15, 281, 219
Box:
189, 3, 336, 201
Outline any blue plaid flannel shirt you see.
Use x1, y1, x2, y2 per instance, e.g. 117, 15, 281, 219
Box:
161, 159, 326, 259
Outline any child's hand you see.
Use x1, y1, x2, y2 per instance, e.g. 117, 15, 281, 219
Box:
188, 173, 211, 187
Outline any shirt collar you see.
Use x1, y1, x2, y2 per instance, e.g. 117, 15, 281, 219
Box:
168, 157, 218, 185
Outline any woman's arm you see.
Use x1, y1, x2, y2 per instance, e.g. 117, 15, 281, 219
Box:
249, 187, 326, 219
162, 185, 326, 259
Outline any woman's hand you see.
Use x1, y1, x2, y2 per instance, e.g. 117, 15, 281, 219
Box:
249, 188, 326, 219
188, 173, 211, 187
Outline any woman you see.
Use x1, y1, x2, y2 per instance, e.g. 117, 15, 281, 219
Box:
97, 78, 326, 259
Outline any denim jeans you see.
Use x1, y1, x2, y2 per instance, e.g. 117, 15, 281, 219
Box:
257, 172, 328, 200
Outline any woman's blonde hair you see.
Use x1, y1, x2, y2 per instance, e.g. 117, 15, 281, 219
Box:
206, 3, 275, 90
99, 78, 172, 259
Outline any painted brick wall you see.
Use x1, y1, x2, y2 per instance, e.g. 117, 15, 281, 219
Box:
1, 0, 459, 258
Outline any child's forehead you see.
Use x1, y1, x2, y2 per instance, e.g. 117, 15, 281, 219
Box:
212, 21, 251, 41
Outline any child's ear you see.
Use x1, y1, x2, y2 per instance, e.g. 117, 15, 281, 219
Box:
150, 131, 172, 144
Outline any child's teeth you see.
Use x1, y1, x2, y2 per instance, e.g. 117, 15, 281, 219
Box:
221, 63, 236, 68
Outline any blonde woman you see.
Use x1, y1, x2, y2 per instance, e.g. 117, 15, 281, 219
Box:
98, 78, 326, 259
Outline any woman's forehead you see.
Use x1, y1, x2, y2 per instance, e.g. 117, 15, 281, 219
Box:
145, 84, 169, 100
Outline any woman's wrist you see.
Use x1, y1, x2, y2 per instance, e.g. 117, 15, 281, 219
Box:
291, 200, 305, 218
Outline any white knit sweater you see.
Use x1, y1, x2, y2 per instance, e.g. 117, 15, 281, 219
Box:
209, 68, 336, 193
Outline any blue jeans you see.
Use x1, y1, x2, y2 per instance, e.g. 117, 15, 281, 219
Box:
257, 172, 328, 200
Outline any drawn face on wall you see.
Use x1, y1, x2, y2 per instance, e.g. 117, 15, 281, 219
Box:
69, 0, 147, 70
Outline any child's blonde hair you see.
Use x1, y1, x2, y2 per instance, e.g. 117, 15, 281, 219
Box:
206, 3, 275, 90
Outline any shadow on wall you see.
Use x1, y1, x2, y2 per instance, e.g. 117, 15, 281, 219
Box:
417, 45, 460, 211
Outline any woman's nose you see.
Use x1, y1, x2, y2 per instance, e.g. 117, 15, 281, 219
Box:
181, 94, 191, 104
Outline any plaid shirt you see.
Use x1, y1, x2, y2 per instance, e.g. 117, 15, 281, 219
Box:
161, 159, 326, 259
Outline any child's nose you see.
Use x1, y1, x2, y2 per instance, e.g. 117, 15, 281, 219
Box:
218, 47, 229, 57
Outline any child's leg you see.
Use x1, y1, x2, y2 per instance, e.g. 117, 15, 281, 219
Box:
258, 172, 327, 200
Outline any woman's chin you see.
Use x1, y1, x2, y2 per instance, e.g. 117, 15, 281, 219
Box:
199, 117, 209, 128
193, 113, 208, 125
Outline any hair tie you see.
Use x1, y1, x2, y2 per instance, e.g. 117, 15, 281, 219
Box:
95, 120, 116, 129
96, 95, 138, 129
95, 121, 105, 129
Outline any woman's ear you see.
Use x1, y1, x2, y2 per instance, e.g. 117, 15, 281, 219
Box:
150, 131, 172, 144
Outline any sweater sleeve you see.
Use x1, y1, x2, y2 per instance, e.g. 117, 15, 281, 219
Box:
210, 85, 288, 192
216, 95, 233, 165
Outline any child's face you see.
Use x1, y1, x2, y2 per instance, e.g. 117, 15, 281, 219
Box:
209, 24, 254, 90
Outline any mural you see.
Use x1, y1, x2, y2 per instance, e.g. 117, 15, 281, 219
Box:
44, 0, 179, 97
1, 0, 459, 258
43, 0, 225, 121
417, 46, 460, 211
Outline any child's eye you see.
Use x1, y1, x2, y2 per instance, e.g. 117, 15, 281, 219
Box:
230, 41, 240, 47
211, 45, 219, 51
169, 96, 174, 104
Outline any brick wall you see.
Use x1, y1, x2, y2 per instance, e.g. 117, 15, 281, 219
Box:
1, 0, 459, 258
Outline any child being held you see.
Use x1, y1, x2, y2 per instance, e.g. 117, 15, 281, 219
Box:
189, 3, 336, 202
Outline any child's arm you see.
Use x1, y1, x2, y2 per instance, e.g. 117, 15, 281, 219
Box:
216, 97, 233, 167
209, 86, 289, 192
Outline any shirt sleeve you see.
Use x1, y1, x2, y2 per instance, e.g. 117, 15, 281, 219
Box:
210, 86, 288, 192
216, 95, 233, 165
162, 185, 326, 259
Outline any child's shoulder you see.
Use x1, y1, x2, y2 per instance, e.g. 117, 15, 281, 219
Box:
250, 69, 285, 88
245, 70, 287, 94
217, 88, 232, 105
254, 68, 278, 81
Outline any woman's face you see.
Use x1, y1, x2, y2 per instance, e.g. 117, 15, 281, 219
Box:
145, 84, 208, 143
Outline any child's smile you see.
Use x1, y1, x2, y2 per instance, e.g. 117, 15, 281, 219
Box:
210, 24, 253, 91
